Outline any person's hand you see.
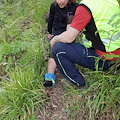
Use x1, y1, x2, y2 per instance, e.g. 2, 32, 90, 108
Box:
47, 34, 53, 39
78, 32, 83, 38
50, 38, 55, 48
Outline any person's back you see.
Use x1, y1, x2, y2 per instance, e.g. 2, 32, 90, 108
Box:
80, 0, 120, 53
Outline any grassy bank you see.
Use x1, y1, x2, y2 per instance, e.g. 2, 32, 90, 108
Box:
0, 0, 120, 119
0, 0, 52, 119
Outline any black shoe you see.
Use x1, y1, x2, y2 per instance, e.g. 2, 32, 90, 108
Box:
43, 81, 52, 87
43, 78, 55, 88
61, 79, 88, 89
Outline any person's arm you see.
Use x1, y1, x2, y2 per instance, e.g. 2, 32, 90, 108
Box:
50, 5, 91, 48
50, 27, 79, 48
48, 3, 55, 38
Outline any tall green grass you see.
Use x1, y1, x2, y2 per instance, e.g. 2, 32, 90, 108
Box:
0, 66, 48, 119
0, 0, 52, 119
62, 64, 120, 119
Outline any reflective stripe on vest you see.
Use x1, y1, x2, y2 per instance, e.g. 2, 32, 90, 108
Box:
102, 32, 120, 44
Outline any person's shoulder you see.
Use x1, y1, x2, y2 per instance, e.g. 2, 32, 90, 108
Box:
51, 2, 56, 7
70, 2, 79, 7
50, 1, 57, 10
75, 3, 79, 6
74, 3, 79, 6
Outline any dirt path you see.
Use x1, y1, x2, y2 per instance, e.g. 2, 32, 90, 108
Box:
37, 69, 71, 120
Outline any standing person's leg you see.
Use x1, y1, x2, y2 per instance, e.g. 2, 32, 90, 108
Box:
44, 24, 72, 88
44, 35, 58, 88
44, 57, 56, 88
47, 58, 56, 74
52, 42, 113, 87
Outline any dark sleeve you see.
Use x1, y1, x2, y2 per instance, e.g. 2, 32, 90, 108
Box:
47, 3, 55, 34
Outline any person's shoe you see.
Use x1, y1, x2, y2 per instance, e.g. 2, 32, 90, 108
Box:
43, 73, 56, 88
61, 79, 88, 89
43, 78, 55, 88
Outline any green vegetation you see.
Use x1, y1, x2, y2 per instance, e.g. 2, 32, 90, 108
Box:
0, 0, 120, 120
0, 0, 51, 119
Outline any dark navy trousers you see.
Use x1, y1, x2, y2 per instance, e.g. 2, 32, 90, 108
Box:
52, 42, 114, 86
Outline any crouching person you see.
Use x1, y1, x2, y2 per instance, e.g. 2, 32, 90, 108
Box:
49, 0, 120, 89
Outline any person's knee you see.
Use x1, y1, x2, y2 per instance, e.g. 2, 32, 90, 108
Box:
52, 42, 65, 55
48, 58, 56, 65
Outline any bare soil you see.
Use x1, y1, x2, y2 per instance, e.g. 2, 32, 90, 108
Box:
36, 69, 70, 120
36, 69, 88, 120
